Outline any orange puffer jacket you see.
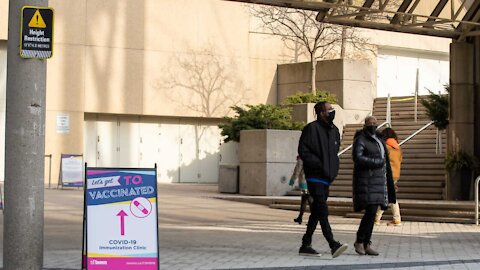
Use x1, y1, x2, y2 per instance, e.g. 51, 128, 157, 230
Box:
386, 138, 403, 181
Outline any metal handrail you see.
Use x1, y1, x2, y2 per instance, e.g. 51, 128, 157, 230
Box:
377, 121, 391, 130
339, 93, 426, 156
475, 175, 480, 225
399, 121, 434, 146
337, 121, 391, 156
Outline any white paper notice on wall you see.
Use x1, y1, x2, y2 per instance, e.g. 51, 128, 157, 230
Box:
56, 112, 70, 134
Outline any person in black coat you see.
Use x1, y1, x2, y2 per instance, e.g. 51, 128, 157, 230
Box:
297, 101, 348, 258
352, 116, 396, 256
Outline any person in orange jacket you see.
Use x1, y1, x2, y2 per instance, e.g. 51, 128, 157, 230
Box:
375, 127, 403, 226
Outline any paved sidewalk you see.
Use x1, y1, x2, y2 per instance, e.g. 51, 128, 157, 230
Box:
1, 184, 480, 269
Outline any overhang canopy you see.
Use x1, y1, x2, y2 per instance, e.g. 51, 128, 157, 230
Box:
226, 0, 480, 40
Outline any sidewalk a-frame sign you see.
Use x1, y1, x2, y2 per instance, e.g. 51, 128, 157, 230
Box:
82, 165, 159, 269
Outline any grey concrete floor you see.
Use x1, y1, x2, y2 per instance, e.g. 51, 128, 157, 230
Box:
1, 184, 480, 269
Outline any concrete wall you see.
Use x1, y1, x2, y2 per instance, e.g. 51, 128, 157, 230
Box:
0, 1, 7, 40
0, 42, 5, 181
278, 59, 374, 125
40, 0, 297, 183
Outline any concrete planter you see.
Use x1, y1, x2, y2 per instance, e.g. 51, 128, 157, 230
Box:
448, 169, 475, 201
278, 59, 374, 125
239, 129, 301, 196
218, 164, 239, 193
218, 141, 240, 193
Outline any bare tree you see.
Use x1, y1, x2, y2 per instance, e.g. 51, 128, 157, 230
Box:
155, 46, 250, 117
251, 4, 373, 94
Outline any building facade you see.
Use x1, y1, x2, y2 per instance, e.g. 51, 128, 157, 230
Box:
0, 0, 452, 184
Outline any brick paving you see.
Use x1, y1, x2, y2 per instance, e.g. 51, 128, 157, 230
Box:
1, 184, 480, 269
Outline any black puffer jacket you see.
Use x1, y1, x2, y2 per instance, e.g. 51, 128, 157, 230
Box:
298, 120, 340, 184
352, 129, 396, 212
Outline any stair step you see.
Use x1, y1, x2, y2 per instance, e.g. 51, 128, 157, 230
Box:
336, 175, 445, 181
345, 213, 473, 224
337, 160, 446, 165
340, 155, 445, 159
270, 204, 353, 216
339, 164, 445, 169
374, 110, 429, 115
343, 129, 441, 135
329, 186, 443, 193
338, 158, 446, 164
329, 191, 443, 199
342, 137, 445, 144
276, 197, 475, 211
374, 96, 429, 102
330, 181, 444, 188
328, 181, 444, 186
338, 169, 445, 175
270, 204, 474, 223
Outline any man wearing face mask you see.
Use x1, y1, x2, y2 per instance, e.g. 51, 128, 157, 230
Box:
297, 101, 348, 258
352, 116, 396, 256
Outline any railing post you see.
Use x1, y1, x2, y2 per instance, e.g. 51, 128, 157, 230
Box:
387, 94, 391, 127
475, 176, 480, 225
439, 130, 442, 154
414, 68, 419, 122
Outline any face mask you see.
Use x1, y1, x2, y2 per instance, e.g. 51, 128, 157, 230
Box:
365, 125, 377, 135
327, 109, 335, 123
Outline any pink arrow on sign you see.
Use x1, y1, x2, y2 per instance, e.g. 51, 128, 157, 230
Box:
116, 210, 128, 236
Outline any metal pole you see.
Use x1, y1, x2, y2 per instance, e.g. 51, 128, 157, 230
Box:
475, 176, 480, 225
387, 94, 391, 126
439, 130, 442, 154
4, 1, 47, 269
414, 68, 419, 122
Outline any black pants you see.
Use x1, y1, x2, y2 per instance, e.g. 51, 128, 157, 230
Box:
302, 182, 336, 248
356, 204, 379, 245
296, 193, 312, 220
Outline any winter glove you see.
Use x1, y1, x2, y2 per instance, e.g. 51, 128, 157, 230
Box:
299, 182, 308, 190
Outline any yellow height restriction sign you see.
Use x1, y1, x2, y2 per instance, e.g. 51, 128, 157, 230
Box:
20, 6, 54, 59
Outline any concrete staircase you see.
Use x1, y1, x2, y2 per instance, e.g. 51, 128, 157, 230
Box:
330, 96, 446, 200
268, 197, 477, 224
272, 96, 477, 223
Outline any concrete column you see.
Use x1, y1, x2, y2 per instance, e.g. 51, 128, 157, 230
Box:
474, 37, 480, 160
449, 42, 475, 153
4, 0, 47, 269
447, 41, 475, 199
